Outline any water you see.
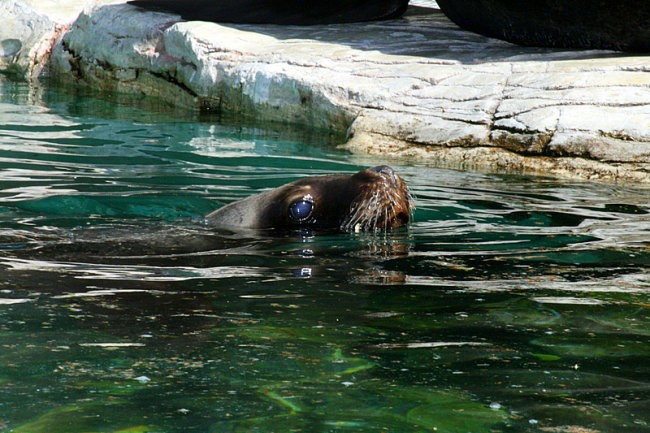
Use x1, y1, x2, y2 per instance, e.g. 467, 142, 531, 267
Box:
1, 78, 649, 433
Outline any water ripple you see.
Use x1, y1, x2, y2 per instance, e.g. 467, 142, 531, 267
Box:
2, 79, 650, 433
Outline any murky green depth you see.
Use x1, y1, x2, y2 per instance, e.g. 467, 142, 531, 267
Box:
1, 79, 649, 433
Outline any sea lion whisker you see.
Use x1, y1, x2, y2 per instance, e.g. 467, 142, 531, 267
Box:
344, 201, 370, 231
384, 204, 390, 230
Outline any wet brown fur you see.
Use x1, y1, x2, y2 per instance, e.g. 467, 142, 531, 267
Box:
206, 166, 413, 232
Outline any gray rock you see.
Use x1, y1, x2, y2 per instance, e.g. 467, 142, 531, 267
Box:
2, 0, 126, 79
6, 1, 650, 181
1, 1, 56, 79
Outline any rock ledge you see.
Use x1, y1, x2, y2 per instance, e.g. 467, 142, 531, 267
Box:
4, 0, 650, 181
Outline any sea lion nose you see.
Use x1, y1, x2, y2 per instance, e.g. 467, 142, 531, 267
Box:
369, 165, 398, 183
369, 165, 394, 176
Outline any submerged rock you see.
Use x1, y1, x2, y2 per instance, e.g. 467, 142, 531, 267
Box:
5, 0, 650, 181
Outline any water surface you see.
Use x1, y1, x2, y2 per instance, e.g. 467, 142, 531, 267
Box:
1, 80, 649, 433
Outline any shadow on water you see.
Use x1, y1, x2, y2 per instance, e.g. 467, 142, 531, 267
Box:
1, 79, 650, 432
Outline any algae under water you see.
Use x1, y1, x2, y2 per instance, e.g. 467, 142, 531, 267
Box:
0, 79, 649, 432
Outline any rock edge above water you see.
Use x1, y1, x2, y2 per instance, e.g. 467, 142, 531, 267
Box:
4, 0, 650, 182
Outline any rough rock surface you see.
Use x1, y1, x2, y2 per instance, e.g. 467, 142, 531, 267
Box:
1, 0, 126, 78
2, 1, 57, 78
5, 0, 650, 181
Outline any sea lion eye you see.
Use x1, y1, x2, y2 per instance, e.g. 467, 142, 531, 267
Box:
289, 196, 314, 222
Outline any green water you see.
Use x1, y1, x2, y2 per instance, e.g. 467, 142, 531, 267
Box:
1, 79, 649, 433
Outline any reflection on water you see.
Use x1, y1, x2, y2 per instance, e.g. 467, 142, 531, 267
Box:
1, 79, 650, 433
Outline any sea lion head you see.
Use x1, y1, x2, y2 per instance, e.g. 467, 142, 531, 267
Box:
206, 165, 413, 232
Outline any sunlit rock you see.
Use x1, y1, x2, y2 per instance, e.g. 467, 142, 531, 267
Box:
6, 0, 650, 181
1, 0, 125, 80
1, 1, 56, 79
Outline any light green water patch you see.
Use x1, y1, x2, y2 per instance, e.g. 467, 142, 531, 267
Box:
203, 323, 378, 387
531, 335, 650, 358
9, 402, 159, 433
531, 353, 562, 361
210, 387, 510, 433
404, 390, 509, 432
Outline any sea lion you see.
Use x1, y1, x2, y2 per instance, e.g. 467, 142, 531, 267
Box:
128, 0, 409, 25
436, 0, 650, 52
206, 165, 412, 232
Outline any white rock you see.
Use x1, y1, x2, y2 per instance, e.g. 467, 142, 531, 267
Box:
4, 0, 650, 181
1, 0, 56, 78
